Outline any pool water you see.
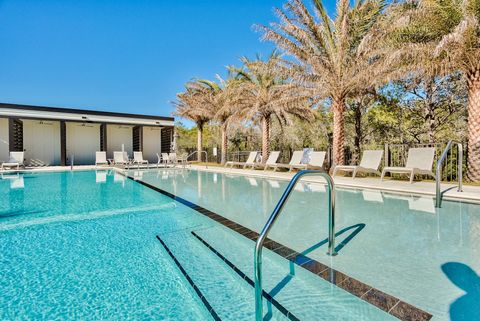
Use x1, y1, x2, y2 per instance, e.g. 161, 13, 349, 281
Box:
130, 168, 480, 321
0, 170, 397, 320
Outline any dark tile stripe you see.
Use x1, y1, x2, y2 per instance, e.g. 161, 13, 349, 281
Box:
156, 235, 221, 321
191, 231, 300, 321
123, 173, 432, 321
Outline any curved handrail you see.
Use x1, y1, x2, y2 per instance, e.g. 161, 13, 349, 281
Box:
435, 140, 463, 208
185, 150, 208, 168
254, 170, 336, 321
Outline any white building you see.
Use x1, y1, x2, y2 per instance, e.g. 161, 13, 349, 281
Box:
0, 103, 174, 166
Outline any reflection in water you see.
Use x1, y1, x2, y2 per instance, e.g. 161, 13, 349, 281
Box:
267, 180, 280, 189
197, 172, 202, 199
246, 177, 258, 186
95, 171, 107, 184
362, 190, 383, 203
442, 262, 480, 321
113, 172, 125, 186
2, 173, 25, 189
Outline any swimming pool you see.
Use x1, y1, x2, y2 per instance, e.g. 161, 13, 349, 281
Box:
125, 168, 480, 321
1, 170, 402, 320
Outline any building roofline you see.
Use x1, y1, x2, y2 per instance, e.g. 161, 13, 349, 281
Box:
0, 102, 174, 121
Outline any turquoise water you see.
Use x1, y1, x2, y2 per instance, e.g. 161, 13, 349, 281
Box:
0, 170, 396, 320
132, 168, 480, 321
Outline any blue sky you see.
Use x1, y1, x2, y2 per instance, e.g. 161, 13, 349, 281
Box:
0, 0, 334, 122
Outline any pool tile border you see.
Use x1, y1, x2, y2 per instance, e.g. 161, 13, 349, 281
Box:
125, 173, 432, 321
156, 235, 221, 321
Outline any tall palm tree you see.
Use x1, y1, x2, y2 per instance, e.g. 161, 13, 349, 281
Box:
173, 80, 215, 161
197, 77, 236, 165
384, 0, 480, 181
257, 0, 387, 165
228, 52, 314, 163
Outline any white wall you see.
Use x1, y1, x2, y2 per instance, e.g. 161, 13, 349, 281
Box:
23, 119, 61, 166
66, 123, 100, 165
107, 125, 133, 159
0, 118, 9, 162
142, 126, 161, 163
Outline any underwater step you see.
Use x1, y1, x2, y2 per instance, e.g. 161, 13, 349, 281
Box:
157, 230, 290, 321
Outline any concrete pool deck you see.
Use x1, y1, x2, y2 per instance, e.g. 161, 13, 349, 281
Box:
186, 165, 480, 203
1, 164, 478, 203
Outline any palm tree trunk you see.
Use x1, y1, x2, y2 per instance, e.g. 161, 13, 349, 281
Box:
262, 115, 271, 164
353, 104, 362, 164
221, 122, 228, 165
197, 123, 203, 162
425, 77, 436, 143
332, 98, 346, 166
467, 70, 480, 182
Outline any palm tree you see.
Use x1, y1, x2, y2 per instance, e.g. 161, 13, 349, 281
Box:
383, 0, 480, 181
228, 52, 314, 163
173, 80, 215, 161
257, 0, 387, 165
197, 77, 236, 165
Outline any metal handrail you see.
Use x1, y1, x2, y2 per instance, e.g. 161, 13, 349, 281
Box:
435, 140, 463, 208
185, 150, 208, 168
254, 170, 336, 321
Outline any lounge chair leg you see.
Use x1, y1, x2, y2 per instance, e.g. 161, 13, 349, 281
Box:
352, 168, 357, 178
381, 170, 386, 181
410, 171, 414, 184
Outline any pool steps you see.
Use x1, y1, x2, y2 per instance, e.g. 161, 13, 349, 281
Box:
191, 231, 300, 321
157, 231, 289, 320
156, 235, 221, 321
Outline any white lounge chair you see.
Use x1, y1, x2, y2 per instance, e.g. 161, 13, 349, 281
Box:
381, 147, 436, 183
1, 152, 24, 170
333, 150, 383, 178
95, 152, 108, 167
306, 151, 326, 169
289, 151, 326, 171
169, 153, 188, 166
225, 152, 258, 169
160, 153, 170, 166
113, 151, 129, 166
156, 153, 163, 168
132, 151, 149, 168
272, 151, 304, 171
259, 151, 281, 170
